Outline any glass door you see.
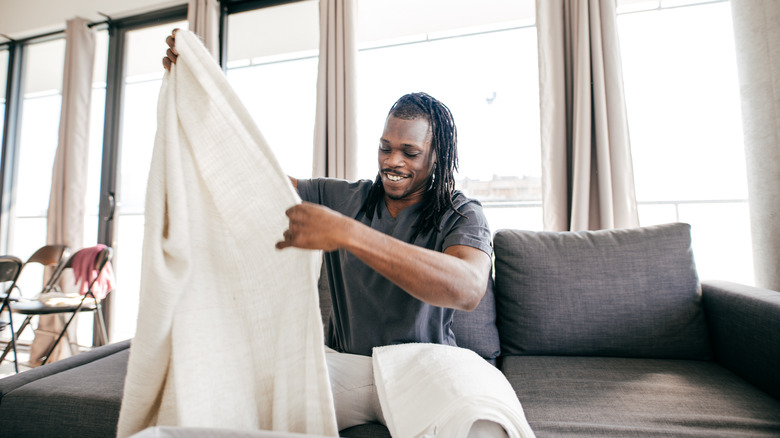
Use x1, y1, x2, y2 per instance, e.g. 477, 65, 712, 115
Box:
106, 19, 188, 342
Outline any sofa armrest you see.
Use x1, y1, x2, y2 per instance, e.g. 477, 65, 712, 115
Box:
0, 338, 131, 398
702, 280, 780, 400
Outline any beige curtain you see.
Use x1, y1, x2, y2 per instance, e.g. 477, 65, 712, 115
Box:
314, 0, 358, 179
30, 17, 96, 366
730, 0, 780, 291
188, 0, 220, 60
536, 0, 638, 231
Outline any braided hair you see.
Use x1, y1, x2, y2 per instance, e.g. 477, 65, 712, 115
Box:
361, 92, 464, 238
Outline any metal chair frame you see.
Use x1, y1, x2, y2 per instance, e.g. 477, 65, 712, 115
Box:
40, 246, 112, 364
0, 256, 24, 373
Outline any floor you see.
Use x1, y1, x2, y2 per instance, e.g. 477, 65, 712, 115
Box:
0, 341, 33, 378
1, 313, 97, 378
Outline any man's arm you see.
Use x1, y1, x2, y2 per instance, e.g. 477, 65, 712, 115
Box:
275, 202, 491, 311
289, 176, 298, 190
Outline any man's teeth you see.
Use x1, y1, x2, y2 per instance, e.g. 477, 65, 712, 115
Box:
387, 174, 404, 182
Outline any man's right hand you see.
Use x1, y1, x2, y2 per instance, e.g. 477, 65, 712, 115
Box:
162, 29, 179, 71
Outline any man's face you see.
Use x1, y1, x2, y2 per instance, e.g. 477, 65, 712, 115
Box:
378, 116, 436, 203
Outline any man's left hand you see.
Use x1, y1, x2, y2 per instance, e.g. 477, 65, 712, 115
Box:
276, 202, 349, 252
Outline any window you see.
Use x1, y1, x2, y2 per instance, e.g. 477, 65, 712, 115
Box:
617, 0, 752, 284
356, 0, 542, 232
0, 30, 109, 344
12, 38, 66, 262
111, 20, 188, 342
226, 0, 319, 179
85, 30, 110, 248
0, 48, 7, 151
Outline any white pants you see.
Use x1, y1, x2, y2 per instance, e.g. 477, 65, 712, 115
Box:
325, 348, 508, 437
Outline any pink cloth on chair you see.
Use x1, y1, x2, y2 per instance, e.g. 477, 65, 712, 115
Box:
72, 244, 115, 300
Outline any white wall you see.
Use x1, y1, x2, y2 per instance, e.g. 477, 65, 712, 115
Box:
0, 0, 184, 41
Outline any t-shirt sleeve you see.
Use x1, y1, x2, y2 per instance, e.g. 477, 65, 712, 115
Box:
441, 200, 493, 257
295, 178, 373, 216
296, 178, 317, 204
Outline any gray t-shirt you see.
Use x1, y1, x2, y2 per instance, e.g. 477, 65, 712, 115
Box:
297, 178, 493, 356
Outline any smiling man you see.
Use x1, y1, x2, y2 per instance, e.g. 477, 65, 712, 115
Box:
278, 93, 493, 353
276, 93, 499, 434
165, 32, 505, 435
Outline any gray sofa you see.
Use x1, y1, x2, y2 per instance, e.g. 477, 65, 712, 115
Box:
1, 222, 779, 437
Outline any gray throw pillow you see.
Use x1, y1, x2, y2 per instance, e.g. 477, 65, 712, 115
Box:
493, 223, 711, 360
452, 276, 501, 361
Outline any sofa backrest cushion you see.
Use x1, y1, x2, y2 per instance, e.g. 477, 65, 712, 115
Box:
452, 275, 501, 361
493, 223, 711, 360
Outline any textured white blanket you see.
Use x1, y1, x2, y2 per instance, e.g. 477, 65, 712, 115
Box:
373, 344, 536, 438
116, 30, 338, 438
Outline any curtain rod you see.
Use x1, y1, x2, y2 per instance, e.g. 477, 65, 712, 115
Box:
0, 1, 190, 47
0, 17, 109, 48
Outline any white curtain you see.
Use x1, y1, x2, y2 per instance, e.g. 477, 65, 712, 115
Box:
314, 0, 358, 179
536, 0, 639, 231
31, 17, 96, 366
188, 0, 220, 60
730, 0, 780, 291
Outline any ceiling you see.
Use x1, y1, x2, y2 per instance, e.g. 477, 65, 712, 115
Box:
0, 0, 183, 42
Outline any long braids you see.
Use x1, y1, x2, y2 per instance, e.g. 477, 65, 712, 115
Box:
361, 92, 464, 238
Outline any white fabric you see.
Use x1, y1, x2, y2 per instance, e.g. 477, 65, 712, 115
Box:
731, 0, 780, 291
32, 16, 97, 366
372, 343, 536, 438
314, 0, 358, 179
117, 29, 338, 438
536, 0, 639, 231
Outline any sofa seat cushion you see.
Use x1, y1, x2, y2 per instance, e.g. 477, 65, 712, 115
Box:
0, 342, 130, 438
501, 355, 780, 437
494, 223, 711, 359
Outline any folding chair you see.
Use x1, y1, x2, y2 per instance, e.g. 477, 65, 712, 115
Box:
0, 246, 112, 366
0, 245, 70, 370
0, 256, 24, 373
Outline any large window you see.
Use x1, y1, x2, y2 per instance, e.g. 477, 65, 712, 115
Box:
356, 0, 542, 232
0, 30, 109, 345
617, 0, 752, 284
12, 38, 66, 262
6, 31, 107, 275
112, 20, 188, 342
109, 1, 320, 341
0, 48, 7, 153
225, 0, 319, 179
0, 0, 757, 348
85, 30, 110, 249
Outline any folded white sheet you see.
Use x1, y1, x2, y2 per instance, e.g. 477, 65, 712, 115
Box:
373, 343, 536, 438
116, 29, 337, 438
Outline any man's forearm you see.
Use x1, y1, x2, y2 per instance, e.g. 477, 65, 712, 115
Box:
276, 202, 491, 311
340, 218, 490, 311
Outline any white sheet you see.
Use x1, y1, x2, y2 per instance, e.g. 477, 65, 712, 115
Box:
373, 343, 536, 438
116, 29, 338, 438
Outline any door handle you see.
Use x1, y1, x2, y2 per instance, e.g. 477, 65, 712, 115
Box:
104, 192, 115, 221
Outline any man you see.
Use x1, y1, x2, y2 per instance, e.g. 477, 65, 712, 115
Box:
164, 34, 504, 436
277, 93, 492, 349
